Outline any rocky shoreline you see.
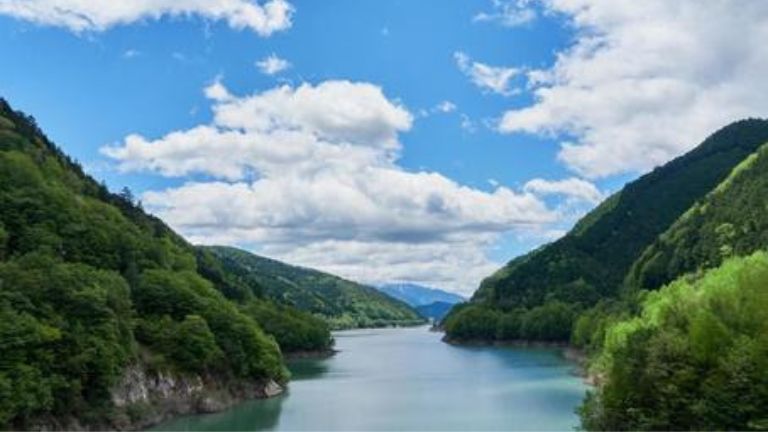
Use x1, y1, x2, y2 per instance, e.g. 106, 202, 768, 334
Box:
25, 366, 285, 431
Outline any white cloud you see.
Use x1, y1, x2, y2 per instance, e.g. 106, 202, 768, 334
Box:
419, 101, 458, 118
203, 78, 233, 102
0, 0, 294, 36
435, 101, 457, 113
460, 114, 477, 133
499, 0, 768, 178
103, 80, 560, 294
256, 53, 291, 75
523, 177, 604, 204
455, 51, 520, 96
474, 0, 537, 27
122, 49, 141, 59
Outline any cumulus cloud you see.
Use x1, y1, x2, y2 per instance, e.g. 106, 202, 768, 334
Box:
499, 0, 768, 178
474, 0, 537, 27
523, 177, 604, 205
455, 51, 520, 96
435, 101, 457, 113
103, 80, 560, 294
203, 78, 233, 102
256, 53, 291, 75
0, 0, 294, 36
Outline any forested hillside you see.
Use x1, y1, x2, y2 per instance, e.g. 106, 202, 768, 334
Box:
441, 117, 768, 430
0, 99, 331, 429
627, 142, 768, 290
575, 137, 768, 430
580, 252, 768, 430
202, 246, 425, 329
443, 119, 768, 343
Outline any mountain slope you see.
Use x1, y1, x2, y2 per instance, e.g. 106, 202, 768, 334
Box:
0, 99, 330, 429
201, 246, 425, 329
378, 283, 465, 307
626, 142, 768, 290
476, 119, 768, 308
581, 251, 768, 431
444, 118, 768, 343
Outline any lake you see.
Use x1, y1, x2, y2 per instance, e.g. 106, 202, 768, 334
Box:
153, 326, 588, 431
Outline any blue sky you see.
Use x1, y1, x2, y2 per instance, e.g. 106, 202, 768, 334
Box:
1, 0, 765, 294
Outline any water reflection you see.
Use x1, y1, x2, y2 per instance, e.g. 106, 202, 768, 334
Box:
287, 358, 331, 381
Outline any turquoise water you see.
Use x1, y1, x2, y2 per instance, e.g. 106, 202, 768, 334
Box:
154, 326, 588, 431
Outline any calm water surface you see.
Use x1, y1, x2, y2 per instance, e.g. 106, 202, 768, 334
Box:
154, 326, 587, 431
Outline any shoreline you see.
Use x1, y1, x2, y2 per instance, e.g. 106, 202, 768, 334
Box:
284, 348, 339, 360
441, 335, 596, 386
135, 348, 340, 430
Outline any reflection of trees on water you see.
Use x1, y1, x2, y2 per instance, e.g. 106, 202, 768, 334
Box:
151, 395, 285, 431
287, 358, 331, 381
153, 358, 333, 431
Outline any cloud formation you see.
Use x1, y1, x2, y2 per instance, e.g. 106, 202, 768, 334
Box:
0, 0, 294, 35
523, 177, 604, 205
103, 80, 563, 294
474, 0, 536, 27
256, 53, 291, 75
455, 51, 520, 96
500, 0, 768, 178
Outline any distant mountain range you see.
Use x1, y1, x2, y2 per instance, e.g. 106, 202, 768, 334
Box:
378, 283, 465, 307
377, 283, 465, 321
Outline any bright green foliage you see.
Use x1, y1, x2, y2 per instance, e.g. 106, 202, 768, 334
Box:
580, 252, 768, 430
203, 246, 425, 329
628, 142, 768, 290
445, 119, 768, 343
0, 99, 322, 428
0, 255, 134, 426
570, 299, 635, 353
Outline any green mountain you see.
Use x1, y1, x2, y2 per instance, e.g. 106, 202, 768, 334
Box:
579, 138, 768, 430
626, 142, 768, 291
581, 253, 768, 430
201, 246, 425, 329
444, 119, 768, 343
0, 99, 331, 429
442, 118, 768, 430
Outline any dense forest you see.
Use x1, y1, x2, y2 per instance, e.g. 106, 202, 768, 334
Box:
443, 118, 768, 430
202, 246, 424, 329
580, 252, 768, 430
444, 119, 768, 342
0, 99, 333, 429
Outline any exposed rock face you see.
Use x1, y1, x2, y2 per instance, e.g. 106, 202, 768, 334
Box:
109, 364, 284, 430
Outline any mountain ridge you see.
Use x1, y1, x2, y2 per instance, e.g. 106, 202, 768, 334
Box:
201, 245, 425, 329
378, 282, 465, 307
444, 118, 768, 343
0, 98, 331, 429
